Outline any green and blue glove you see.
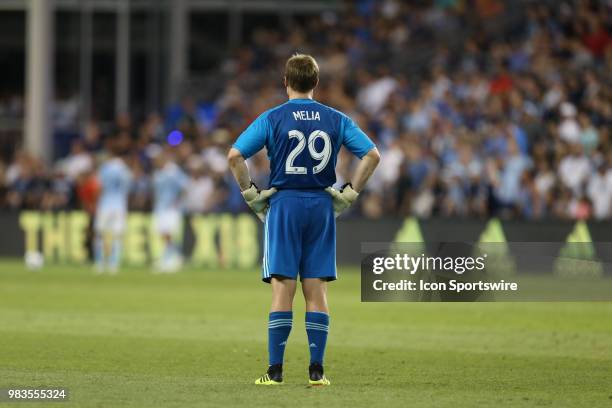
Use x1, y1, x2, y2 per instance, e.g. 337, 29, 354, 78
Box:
241, 182, 277, 222
325, 183, 359, 218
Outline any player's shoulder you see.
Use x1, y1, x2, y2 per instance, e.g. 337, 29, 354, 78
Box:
256, 102, 291, 122
99, 158, 116, 172
318, 102, 352, 122
104, 157, 126, 166
115, 158, 131, 172
111, 158, 132, 176
168, 162, 186, 177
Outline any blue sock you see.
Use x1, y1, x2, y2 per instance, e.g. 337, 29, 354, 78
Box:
306, 311, 329, 365
162, 243, 173, 263
268, 311, 292, 366
109, 237, 122, 269
94, 235, 105, 267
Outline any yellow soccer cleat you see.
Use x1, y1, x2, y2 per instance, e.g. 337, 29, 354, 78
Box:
255, 365, 283, 385
308, 376, 331, 386
255, 373, 283, 385
308, 363, 330, 386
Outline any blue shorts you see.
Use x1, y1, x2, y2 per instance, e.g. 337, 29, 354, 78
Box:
262, 189, 336, 283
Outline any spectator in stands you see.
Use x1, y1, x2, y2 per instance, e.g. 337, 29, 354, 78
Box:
587, 161, 612, 220
61, 139, 93, 181
0, 0, 610, 221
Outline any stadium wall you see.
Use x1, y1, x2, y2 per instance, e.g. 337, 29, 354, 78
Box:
1, 211, 611, 272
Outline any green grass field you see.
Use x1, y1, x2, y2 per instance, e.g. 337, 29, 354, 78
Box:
1, 261, 611, 407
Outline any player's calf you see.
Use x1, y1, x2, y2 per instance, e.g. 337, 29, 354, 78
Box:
305, 311, 330, 385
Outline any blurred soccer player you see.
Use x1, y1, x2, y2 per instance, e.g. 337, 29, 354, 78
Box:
228, 54, 380, 385
152, 151, 189, 272
94, 140, 133, 274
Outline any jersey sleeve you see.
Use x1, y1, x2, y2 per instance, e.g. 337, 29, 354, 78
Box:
340, 114, 375, 159
233, 113, 270, 159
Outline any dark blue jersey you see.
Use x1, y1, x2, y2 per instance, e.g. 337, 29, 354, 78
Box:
233, 98, 375, 189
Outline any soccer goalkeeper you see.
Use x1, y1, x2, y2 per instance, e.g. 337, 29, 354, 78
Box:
228, 54, 380, 386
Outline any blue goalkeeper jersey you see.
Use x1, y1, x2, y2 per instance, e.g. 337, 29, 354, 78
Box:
233, 98, 375, 189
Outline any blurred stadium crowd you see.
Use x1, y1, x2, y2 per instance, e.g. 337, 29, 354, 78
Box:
0, 0, 610, 220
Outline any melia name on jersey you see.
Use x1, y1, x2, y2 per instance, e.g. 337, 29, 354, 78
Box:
292, 110, 321, 121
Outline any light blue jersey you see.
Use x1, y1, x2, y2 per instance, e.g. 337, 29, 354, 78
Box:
97, 158, 133, 212
152, 162, 189, 212
233, 98, 374, 189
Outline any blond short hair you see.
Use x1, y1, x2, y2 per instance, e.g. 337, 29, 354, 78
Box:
284, 54, 319, 93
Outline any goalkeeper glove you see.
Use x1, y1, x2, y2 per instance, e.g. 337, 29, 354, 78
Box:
325, 183, 359, 218
241, 182, 277, 222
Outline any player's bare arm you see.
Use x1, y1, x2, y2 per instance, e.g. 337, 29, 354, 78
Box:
326, 148, 380, 217
228, 148, 277, 222
351, 148, 381, 193
227, 148, 251, 191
